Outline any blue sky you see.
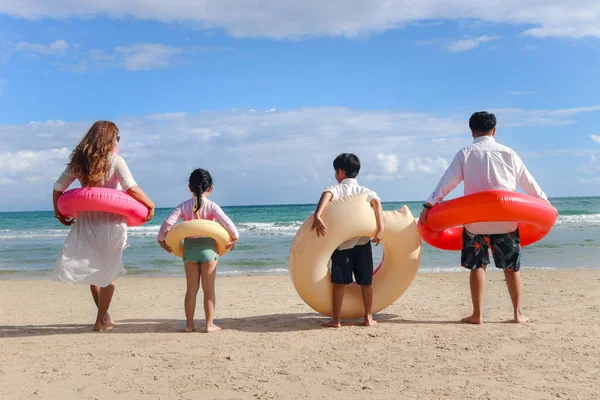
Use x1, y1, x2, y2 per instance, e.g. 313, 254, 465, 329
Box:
0, 1, 599, 211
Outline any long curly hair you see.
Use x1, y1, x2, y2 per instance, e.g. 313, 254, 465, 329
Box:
68, 121, 119, 187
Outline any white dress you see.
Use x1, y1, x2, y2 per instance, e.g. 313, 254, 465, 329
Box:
52, 154, 138, 287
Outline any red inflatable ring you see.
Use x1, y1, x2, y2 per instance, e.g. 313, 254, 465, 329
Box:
418, 190, 558, 250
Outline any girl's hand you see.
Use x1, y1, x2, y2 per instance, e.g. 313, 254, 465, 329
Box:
226, 238, 239, 250
55, 213, 75, 226
143, 207, 155, 223
158, 239, 172, 253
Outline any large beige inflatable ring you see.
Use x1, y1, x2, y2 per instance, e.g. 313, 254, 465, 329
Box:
165, 220, 232, 258
289, 193, 422, 319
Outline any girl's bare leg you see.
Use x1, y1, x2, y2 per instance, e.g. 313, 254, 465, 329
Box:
200, 260, 220, 333
90, 285, 113, 326
93, 283, 115, 331
184, 261, 201, 332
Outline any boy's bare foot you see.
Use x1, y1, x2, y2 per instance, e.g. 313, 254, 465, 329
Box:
514, 311, 529, 323
461, 314, 483, 324
364, 315, 377, 327
322, 319, 341, 328
185, 326, 195, 333
205, 323, 222, 333
93, 322, 115, 332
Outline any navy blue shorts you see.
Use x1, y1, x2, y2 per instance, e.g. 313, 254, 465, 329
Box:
461, 228, 521, 271
330, 242, 373, 286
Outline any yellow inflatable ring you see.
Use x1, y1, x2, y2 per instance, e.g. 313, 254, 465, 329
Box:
165, 220, 232, 258
289, 193, 422, 319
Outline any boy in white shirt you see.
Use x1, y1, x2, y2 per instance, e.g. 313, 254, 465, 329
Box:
312, 153, 384, 328
420, 112, 548, 324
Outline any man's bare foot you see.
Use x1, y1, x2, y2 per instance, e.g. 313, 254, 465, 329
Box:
322, 319, 341, 328
514, 311, 529, 323
364, 315, 377, 327
185, 325, 195, 333
461, 314, 483, 324
93, 322, 115, 332
205, 323, 222, 333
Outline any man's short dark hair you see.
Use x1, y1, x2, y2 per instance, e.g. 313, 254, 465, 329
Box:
469, 111, 496, 136
333, 153, 360, 178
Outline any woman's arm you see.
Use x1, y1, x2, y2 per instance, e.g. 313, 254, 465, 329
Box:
126, 185, 155, 222
52, 190, 75, 226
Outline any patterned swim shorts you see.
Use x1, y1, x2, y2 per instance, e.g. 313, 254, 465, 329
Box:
461, 228, 521, 271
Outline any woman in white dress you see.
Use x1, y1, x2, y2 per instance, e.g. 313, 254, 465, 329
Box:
52, 121, 155, 331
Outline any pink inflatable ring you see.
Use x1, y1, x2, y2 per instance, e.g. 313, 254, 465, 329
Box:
57, 188, 149, 226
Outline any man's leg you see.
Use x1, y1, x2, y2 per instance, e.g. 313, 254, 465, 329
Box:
461, 229, 490, 324
463, 266, 486, 324
491, 229, 527, 323
504, 270, 528, 323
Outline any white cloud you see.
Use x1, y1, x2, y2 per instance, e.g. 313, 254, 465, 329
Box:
0, 148, 70, 174
591, 135, 600, 144
448, 35, 499, 52
406, 156, 449, 175
495, 106, 600, 127
2, 1, 597, 39
0, 104, 599, 211
376, 153, 399, 174
15, 40, 70, 55
115, 44, 183, 71
57, 61, 88, 73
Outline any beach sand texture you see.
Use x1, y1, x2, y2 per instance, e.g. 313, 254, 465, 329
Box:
1, 271, 599, 399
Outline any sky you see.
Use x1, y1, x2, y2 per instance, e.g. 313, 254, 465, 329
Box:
0, 0, 599, 211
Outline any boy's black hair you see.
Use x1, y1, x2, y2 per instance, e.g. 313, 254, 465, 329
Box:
469, 111, 497, 136
333, 153, 360, 178
189, 168, 213, 212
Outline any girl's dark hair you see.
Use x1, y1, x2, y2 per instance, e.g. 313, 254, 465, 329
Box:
189, 168, 213, 212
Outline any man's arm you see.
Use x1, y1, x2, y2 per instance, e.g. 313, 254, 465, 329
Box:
514, 153, 547, 200
311, 192, 333, 236
421, 151, 464, 223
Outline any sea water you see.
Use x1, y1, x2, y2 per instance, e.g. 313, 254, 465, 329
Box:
1, 197, 599, 279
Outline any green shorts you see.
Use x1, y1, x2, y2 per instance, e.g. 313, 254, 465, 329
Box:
183, 237, 219, 263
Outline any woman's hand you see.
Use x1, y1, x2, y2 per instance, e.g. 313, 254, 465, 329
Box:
226, 238, 239, 250
143, 207, 155, 223
55, 213, 75, 226
419, 207, 430, 224
157, 239, 172, 253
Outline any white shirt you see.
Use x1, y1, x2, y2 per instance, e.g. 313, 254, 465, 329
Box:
426, 136, 547, 234
323, 178, 380, 250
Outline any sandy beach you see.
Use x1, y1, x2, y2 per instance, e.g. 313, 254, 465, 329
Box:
1, 270, 599, 399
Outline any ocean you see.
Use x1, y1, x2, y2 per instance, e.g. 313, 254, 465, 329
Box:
1, 197, 600, 279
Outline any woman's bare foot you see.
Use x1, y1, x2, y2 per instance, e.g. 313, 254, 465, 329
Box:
93, 322, 115, 332
102, 313, 115, 327
205, 323, 222, 333
185, 325, 195, 333
364, 315, 377, 327
461, 314, 483, 324
514, 311, 529, 323
322, 319, 341, 328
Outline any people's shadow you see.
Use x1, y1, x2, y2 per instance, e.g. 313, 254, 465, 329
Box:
0, 313, 484, 338
0, 312, 336, 338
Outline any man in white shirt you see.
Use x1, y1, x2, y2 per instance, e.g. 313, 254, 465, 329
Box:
312, 153, 385, 328
420, 112, 548, 324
